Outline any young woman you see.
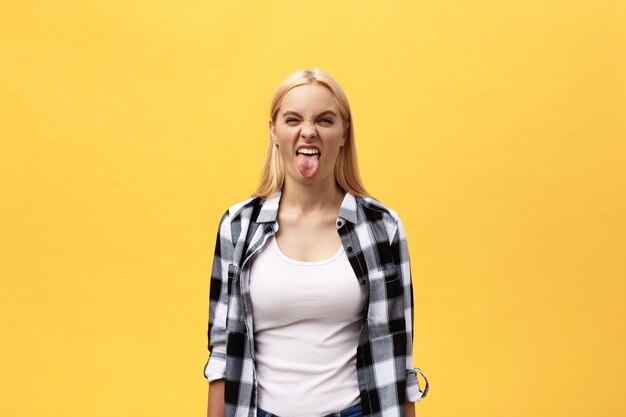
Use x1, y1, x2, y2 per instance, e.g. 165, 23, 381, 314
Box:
205, 69, 429, 417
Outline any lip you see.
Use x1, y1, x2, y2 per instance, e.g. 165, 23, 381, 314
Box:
294, 145, 321, 155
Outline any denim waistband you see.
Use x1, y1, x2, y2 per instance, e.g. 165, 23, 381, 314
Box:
257, 402, 362, 417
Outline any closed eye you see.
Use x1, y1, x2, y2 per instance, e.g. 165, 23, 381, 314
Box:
285, 117, 333, 123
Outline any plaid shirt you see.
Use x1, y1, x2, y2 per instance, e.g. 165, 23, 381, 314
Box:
204, 188, 429, 417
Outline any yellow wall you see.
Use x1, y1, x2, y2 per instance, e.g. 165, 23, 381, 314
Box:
1, 1, 624, 416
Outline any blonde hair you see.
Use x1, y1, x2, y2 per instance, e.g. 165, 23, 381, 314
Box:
251, 68, 370, 198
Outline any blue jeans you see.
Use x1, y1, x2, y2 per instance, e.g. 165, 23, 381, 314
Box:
257, 402, 362, 417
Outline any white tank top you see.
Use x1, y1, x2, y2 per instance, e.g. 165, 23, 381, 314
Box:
249, 234, 366, 417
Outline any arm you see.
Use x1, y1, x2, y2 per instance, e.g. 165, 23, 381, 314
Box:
204, 210, 233, 416
404, 402, 416, 417
391, 215, 429, 405
207, 380, 225, 417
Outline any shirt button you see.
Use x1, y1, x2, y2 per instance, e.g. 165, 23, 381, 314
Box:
336, 220, 342, 227
347, 246, 353, 252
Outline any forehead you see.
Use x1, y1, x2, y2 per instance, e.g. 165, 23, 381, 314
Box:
280, 83, 339, 114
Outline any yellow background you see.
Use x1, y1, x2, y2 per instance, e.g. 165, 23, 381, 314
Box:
1, 0, 624, 416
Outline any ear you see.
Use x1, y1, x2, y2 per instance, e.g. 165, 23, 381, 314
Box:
269, 119, 277, 144
340, 121, 349, 146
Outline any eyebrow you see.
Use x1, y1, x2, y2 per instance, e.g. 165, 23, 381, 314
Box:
282, 110, 338, 118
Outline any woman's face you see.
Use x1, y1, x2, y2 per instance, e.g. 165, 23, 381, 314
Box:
270, 83, 348, 185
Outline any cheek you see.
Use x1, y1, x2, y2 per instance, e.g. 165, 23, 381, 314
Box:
277, 142, 294, 162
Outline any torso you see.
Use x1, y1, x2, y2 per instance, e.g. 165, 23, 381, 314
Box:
249, 232, 364, 416
274, 208, 343, 262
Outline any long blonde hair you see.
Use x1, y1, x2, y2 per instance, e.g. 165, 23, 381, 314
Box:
251, 68, 370, 198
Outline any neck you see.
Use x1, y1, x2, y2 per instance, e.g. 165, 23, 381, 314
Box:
281, 177, 345, 216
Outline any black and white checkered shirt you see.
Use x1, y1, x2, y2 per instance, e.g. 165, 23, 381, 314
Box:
204, 188, 429, 417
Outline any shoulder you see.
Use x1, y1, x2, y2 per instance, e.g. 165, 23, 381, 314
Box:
218, 195, 264, 224
356, 195, 400, 222
227, 195, 262, 218
213, 196, 264, 244
355, 195, 403, 240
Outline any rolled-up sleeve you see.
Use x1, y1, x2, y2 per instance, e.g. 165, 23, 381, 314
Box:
391, 215, 430, 402
203, 210, 233, 383
406, 367, 430, 402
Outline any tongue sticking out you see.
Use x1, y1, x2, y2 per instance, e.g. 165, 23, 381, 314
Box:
297, 153, 320, 178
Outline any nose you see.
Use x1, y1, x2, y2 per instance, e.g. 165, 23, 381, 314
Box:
300, 122, 318, 140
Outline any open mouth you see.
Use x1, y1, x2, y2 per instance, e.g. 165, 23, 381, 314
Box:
295, 148, 321, 177
295, 149, 321, 157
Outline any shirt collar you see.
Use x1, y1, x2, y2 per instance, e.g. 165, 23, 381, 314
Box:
257, 187, 358, 224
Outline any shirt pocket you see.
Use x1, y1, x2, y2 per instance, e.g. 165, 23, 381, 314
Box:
367, 263, 406, 340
